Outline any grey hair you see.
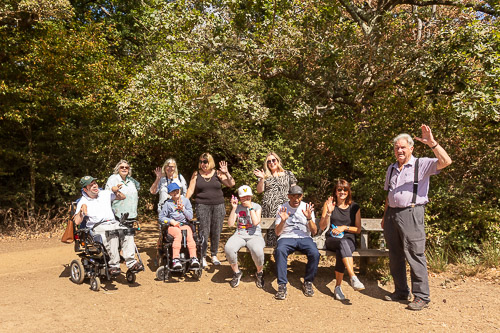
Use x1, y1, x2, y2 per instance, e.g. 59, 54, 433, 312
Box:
113, 159, 132, 176
162, 158, 179, 178
393, 133, 414, 147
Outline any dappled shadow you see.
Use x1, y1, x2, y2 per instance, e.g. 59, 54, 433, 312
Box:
210, 264, 232, 284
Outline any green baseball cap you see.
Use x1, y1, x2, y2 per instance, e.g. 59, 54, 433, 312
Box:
80, 176, 96, 188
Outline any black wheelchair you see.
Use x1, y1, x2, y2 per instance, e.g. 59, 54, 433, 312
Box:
155, 220, 204, 282
69, 203, 144, 291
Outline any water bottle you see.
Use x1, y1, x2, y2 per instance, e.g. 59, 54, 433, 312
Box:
330, 225, 344, 238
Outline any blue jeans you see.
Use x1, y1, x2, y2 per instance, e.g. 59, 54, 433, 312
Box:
274, 237, 320, 285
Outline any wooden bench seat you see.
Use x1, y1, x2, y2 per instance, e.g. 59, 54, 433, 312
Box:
237, 217, 388, 272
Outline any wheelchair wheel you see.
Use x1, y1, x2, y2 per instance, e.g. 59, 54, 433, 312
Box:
90, 276, 101, 291
70, 260, 85, 284
126, 270, 136, 284
155, 266, 169, 281
193, 269, 202, 281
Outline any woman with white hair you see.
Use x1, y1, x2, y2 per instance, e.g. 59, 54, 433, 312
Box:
105, 159, 140, 220
150, 158, 188, 214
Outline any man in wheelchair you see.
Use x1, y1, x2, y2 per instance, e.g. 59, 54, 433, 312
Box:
74, 175, 144, 276
158, 183, 200, 270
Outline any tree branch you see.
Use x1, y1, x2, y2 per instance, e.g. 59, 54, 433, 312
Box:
401, 0, 499, 16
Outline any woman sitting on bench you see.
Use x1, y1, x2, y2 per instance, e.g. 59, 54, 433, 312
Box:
224, 185, 265, 289
319, 179, 365, 301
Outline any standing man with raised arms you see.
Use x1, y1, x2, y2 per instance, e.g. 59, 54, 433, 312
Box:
382, 124, 452, 310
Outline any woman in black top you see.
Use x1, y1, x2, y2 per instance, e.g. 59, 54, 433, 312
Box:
319, 179, 365, 300
186, 152, 235, 267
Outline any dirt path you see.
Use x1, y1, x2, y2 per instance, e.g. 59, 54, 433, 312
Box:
1, 220, 499, 333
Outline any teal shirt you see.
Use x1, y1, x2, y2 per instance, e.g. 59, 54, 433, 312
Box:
105, 174, 140, 219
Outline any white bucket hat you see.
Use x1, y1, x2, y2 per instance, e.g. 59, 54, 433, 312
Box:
237, 185, 253, 197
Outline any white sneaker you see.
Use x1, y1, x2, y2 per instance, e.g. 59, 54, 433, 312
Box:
172, 258, 182, 270
202, 258, 208, 268
350, 276, 365, 291
334, 286, 346, 300
211, 255, 221, 265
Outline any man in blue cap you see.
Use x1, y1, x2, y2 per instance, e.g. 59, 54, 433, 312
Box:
74, 176, 143, 275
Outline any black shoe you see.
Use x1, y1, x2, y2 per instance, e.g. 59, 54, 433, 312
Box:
384, 292, 411, 302
407, 297, 430, 311
255, 271, 264, 289
303, 281, 314, 297
230, 271, 242, 288
275, 284, 287, 300
130, 262, 144, 272
109, 267, 121, 276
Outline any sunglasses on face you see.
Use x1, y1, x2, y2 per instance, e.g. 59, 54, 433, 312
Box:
267, 158, 277, 165
199, 160, 209, 164
119, 166, 130, 170
337, 188, 348, 192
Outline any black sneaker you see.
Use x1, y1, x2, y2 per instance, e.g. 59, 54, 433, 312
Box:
230, 271, 242, 288
407, 297, 430, 311
303, 281, 314, 297
109, 267, 121, 276
384, 292, 411, 302
275, 284, 287, 300
130, 262, 144, 272
255, 271, 264, 288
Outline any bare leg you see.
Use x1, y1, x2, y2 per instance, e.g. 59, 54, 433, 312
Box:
335, 271, 344, 287
230, 263, 240, 273
343, 256, 356, 278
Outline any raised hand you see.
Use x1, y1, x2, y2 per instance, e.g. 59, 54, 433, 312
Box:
176, 198, 184, 212
153, 167, 162, 178
253, 169, 265, 179
219, 161, 229, 174
414, 124, 437, 147
302, 202, 314, 220
230, 195, 238, 208
325, 196, 335, 214
279, 206, 289, 221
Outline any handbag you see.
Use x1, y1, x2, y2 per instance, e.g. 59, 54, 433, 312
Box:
61, 217, 75, 243
312, 223, 328, 250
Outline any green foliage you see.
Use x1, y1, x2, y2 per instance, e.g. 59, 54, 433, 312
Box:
0, 0, 498, 256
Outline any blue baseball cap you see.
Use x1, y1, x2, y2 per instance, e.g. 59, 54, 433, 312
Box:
167, 182, 181, 193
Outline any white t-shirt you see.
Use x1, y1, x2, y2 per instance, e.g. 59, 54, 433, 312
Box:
75, 190, 116, 228
275, 201, 315, 239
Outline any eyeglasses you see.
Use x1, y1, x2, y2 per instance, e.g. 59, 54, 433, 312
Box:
199, 160, 209, 164
337, 188, 348, 192
119, 166, 130, 170
267, 158, 277, 165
